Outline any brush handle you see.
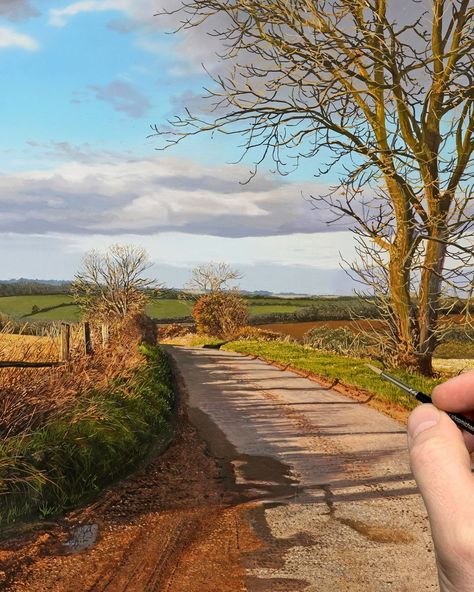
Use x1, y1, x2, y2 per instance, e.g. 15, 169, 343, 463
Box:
416, 391, 474, 436
446, 412, 474, 436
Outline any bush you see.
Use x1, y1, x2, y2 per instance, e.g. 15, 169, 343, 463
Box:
193, 292, 249, 339
250, 300, 381, 325
434, 326, 474, 359
233, 326, 283, 341
0, 344, 175, 525
303, 326, 379, 357
157, 323, 192, 340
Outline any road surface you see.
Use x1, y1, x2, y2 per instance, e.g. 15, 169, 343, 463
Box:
169, 346, 438, 592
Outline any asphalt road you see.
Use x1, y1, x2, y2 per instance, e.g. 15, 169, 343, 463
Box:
168, 345, 439, 592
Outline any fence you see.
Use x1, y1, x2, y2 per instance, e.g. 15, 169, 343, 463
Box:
0, 322, 111, 369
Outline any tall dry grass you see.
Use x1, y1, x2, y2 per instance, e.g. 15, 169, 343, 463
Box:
0, 315, 154, 439
0, 314, 170, 525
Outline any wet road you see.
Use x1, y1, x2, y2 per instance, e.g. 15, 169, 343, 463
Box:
167, 346, 438, 592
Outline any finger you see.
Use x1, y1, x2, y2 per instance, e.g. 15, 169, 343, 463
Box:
408, 405, 474, 545
432, 370, 474, 413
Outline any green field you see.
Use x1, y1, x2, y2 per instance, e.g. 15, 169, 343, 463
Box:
0, 295, 306, 322
0, 295, 80, 321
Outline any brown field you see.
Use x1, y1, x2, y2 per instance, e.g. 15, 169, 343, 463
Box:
0, 334, 60, 362
260, 315, 471, 341
259, 319, 386, 340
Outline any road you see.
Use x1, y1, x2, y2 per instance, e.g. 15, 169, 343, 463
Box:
169, 346, 438, 592
1, 345, 438, 592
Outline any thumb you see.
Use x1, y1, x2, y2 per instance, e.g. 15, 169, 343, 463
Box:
408, 404, 474, 550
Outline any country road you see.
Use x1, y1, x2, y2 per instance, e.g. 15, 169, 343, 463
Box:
168, 346, 438, 591
1, 345, 438, 592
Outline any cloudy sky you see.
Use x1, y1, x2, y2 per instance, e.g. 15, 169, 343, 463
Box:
0, 0, 358, 294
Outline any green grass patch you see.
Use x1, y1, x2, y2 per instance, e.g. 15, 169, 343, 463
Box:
0, 345, 176, 526
146, 298, 304, 320
0, 295, 80, 321
146, 298, 193, 319
222, 340, 442, 411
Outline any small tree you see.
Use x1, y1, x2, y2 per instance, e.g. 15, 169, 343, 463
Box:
72, 244, 158, 321
193, 292, 249, 338
185, 262, 243, 295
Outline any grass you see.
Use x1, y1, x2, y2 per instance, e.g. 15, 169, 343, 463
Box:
0, 344, 176, 526
0, 334, 60, 362
0, 295, 79, 321
222, 339, 443, 410
0, 295, 306, 323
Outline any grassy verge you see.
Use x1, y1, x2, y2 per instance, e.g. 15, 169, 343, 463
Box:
222, 340, 442, 411
0, 344, 175, 526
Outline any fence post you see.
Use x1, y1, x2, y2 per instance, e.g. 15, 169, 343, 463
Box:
60, 323, 71, 362
83, 322, 93, 355
101, 323, 110, 348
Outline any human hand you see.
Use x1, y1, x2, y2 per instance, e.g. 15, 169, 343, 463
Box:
408, 370, 474, 592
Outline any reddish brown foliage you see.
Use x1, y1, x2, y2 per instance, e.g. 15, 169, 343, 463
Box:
193, 293, 248, 339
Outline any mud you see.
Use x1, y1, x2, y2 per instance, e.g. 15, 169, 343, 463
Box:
0, 372, 260, 592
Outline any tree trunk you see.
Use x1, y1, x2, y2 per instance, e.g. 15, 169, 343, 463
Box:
416, 229, 448, 375
386, 180, 418, 370
388, 251, 418, 369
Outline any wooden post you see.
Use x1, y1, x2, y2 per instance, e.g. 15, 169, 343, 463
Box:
101, 323, 110, 348
60, 323, 71, 362
83, 322, 93, 355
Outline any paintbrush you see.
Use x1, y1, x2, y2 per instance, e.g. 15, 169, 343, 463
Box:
366, 363, 474, 436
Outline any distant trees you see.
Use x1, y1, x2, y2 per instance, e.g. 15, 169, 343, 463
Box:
0, 281, 72, 297
158, 0, 474, 374
72, 244, 158, 321
185, 262, 242, 295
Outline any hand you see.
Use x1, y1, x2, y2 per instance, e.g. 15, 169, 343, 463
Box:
408, 370, 474, 592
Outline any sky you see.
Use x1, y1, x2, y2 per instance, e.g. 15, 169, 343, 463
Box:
0, 0, 359, 295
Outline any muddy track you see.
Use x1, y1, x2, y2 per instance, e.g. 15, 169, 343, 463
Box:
0, 371, 256, 592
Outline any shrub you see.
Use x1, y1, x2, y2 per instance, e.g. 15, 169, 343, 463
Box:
157, 323, 191, 340
0, 344, 175, 525
250, 300, 381, 325
304, 326, 380, 357
233, 326, 283, 341
193, 292, 248, 338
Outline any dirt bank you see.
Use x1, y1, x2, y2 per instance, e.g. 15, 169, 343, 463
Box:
0, 375, 258, 592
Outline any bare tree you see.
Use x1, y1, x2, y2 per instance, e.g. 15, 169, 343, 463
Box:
72, 244, 159, 321
155, 0, 474, 374
185, 261, 243, 294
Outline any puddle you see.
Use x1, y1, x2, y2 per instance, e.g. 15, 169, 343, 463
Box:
65, 524, 99, 554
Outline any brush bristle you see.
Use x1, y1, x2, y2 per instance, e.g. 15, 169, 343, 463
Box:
366, 363, 383, 375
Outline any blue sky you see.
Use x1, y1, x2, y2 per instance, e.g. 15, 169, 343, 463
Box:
0, 0, 357, 294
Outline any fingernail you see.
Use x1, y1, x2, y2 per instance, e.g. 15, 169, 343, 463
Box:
408, 406, 440, 440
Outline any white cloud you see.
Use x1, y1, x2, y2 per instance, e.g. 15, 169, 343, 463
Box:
0, 149, 344, 237
48, 0, 154, 27
0, 26, 39, 51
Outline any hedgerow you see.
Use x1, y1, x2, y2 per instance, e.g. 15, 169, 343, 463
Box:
0, 345, 175, 525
